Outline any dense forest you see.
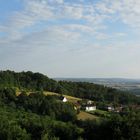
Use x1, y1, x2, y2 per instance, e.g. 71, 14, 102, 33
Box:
0, 70, 140, 140
0, 87, 140, 140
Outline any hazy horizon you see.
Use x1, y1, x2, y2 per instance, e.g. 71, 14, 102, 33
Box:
53, 77, 140, 80
2, 69, 140, 80
1, 0, 140, 78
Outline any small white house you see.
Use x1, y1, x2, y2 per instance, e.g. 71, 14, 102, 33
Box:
59, 96, 68, 102
85, 105, 96, 111
107, 106, 114, 111
62, 97, 67, 102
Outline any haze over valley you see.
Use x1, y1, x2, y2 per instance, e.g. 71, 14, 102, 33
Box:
54, 78, 140, 95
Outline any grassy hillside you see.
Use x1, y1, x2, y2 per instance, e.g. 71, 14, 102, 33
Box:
44, 91, 82, 103
77, 111, 98, 120
0, 70, 139, 105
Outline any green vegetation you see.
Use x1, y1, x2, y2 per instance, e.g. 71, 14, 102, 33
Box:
44, 91, 82, 103
89, 109, 111, 118
58, 81, 140, 105
0, 88, 77, 122
0, 70, 57, 91
0, 70, 140, 140
0, 105, 82, 140
0, 70, 139, 105
78, 111, 140, 140
0, 87, 82, 140
77, 111, 98, 120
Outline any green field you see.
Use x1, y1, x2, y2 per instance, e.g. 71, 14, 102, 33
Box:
43, 91, 82, 103
77, 111, 98, 120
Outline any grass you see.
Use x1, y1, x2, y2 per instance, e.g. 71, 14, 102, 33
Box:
77, 111, 98, 120
43, 91, 82, 103
43, 91, 58, 96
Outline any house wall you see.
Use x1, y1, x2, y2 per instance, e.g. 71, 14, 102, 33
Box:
63, 97, 67, 102
86, 106, 96, 111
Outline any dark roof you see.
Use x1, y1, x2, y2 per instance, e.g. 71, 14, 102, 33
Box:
59, 96, 66, 100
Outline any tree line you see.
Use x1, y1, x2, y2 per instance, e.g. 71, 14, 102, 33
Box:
0, 70, 139, 105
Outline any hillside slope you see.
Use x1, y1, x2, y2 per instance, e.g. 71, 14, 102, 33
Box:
0, 70, 139, 105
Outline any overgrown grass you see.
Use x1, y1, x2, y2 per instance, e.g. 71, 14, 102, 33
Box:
44, 91, 82, 103
89, 109, 111, 118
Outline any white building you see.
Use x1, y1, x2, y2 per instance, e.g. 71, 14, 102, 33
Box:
107, 106, 114, 111
62, 97, 67, 102
59, 95, 68, 102
85, 105, 96, 111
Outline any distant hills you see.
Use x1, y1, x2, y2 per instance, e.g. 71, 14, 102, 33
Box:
54, 78, 140, 95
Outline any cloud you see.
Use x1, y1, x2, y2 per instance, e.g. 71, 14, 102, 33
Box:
0, 0, 107, 40
96, 0, 140, 28
1, 0, 140, 41
1, 0, 140, 77
1, 0, 140, 49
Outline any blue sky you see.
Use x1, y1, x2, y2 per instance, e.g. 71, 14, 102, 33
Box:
0, 0, 22, 21
0, 0, 140, 78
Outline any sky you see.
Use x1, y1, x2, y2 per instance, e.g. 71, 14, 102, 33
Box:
0, 0, 140, 78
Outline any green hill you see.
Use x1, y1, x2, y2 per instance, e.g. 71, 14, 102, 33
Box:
0, 70, 140, 140
0, 70, 139, 105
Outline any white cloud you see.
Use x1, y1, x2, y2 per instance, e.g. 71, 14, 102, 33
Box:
1, 0, 140, 77
97, 0, 140, 28
0, 0, 108, 44
1, 0, 140, 41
